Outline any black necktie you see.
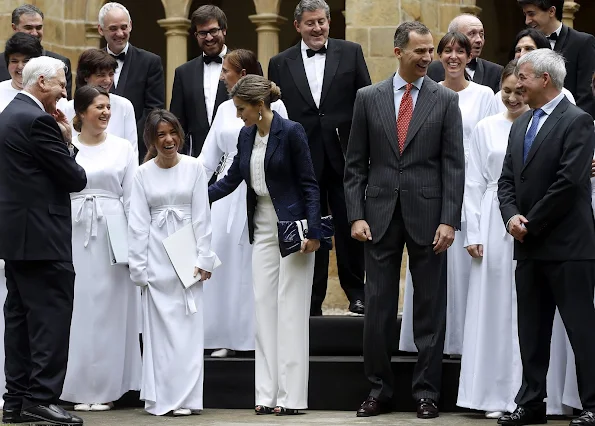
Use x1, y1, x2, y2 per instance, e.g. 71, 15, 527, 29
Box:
467, 57, 478, 71
547, 32, 558, 41
306, 46, 327, 58
204, 55, 222, 65
110, 51, 126, 62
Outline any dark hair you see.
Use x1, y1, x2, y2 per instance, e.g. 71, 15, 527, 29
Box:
229, 75, 281, 108
143, 109, 185, 164
73, 85, 110, 132
501, 59, 519, 83
394, 21, 431, 49
12, 4, 43, 26
4, 32, 42, 68
517, 0, 563, 21
190, 5, 227, 34
224, 49, 262, 77
437, 31, 472, 57
75, 49, 117, 91
510, 28, 551, 60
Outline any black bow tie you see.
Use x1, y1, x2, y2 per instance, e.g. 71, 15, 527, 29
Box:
306, 46, 327, 58
467, 57, 478, 71
204, 55, 222, 65
547, 32, 558, 41
110, 51, 126, 62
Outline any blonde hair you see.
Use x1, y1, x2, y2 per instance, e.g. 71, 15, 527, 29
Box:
229, 74, 281, 108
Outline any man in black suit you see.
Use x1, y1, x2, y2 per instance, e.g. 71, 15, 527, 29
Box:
0, 5, 72, 99
268, 0, 371, 316
345, 21, 464, 418
98, 2, 165, 162
0, 56, 87, 425
427, 14, 503, 93
518, 0, 595, 118
498, 49, 595, 426
170, 5, 228, 158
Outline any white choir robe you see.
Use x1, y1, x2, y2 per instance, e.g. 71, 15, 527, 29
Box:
0, 80, 19, 112
61, 133, 141, 404
58, 94, 138, 160
198, 99, 287, 351
400, 81, 499, 355
128, 155, 219, 415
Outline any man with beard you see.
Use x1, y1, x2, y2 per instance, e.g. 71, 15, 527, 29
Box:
427, 14, 503, 93
170, 5, 229, 157
0, 5, 72, 99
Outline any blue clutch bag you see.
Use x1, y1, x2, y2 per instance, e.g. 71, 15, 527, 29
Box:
277, 215, 334, 258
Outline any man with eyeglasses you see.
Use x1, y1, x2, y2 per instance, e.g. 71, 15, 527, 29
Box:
170, 5, 228, 157
0, 5, 72, 99
97, 2, 165, 163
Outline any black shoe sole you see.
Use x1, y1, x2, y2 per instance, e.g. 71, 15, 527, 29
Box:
21, 412, 83, 425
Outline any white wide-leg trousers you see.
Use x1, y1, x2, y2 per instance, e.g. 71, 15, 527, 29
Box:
252, 196, 314, 410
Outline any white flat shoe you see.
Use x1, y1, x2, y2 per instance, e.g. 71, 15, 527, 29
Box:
74, 403, 92, 411
172, 408, 191, 416
485, 411, 505, 419
211, 348, 235, 358
90, 402, 113, 411
190, 409, 202, 415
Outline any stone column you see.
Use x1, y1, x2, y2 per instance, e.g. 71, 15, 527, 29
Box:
157, 17, 190, 107
563, 1, 580, 28
248, 13, 287, 78
85, 23, 102, 48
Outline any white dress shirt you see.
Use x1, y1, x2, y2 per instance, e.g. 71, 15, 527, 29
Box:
203, 45, 227, 125
526, 91, 566, 135
250, 132, 270, 196
548, 23, 563, 49
393, 72, 424, 120
107, 42, 130, 88
301, 40, 327, 108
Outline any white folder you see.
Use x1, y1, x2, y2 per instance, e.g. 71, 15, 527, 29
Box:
105, 215, 129, 265
162, 223, 221, 289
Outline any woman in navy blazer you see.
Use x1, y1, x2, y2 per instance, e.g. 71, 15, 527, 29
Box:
209, 75, 320, 415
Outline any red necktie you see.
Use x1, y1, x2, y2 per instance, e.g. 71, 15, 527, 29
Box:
397, 83, 413, 154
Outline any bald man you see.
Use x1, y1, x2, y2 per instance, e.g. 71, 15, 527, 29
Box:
427, 14, 503, 93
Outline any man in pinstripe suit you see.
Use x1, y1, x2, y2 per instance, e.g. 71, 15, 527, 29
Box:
344, 21, 464, 418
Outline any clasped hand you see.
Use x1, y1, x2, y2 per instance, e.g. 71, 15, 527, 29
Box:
300, 238, 320, 253
193, 267, 211, 281
508, 214, 528, 243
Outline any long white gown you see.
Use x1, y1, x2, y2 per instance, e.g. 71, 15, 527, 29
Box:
400, 81, 498, 355
0, 80, 19, 112
198, 99, 287, 351
58, 94, 138, 160
128, 155, 219, 415
61, 134, 141, 404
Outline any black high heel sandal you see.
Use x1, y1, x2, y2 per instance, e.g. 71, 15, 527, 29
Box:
274, 406, 303, 416
254, 405, 274, 415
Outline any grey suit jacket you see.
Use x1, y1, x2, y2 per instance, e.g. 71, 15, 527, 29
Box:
344, 75, 464, 245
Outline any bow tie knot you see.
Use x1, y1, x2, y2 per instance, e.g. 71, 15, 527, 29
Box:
110, 51, 126, 62
204, 55, 222, 65
547, 32, 558, 41
306, 46, 327, 58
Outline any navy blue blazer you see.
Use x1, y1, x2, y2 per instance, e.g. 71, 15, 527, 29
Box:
209, 111, 321, 243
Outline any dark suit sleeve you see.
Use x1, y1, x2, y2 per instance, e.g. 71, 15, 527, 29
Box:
355, 45, 371, 89
31, 114, 87, 193
63, 57, 73, 100
574, 34, 595, 118
497, 128, 520, 225
440, 92, 464, 229
208, 134, 244, 203
140, 55, 165, 129
288, 121, 321, 238
524, 114, 595, 236
343, 89, 369, 223
169, 67, 187, 133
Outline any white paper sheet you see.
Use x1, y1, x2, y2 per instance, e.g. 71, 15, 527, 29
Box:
105, 214, 129, 265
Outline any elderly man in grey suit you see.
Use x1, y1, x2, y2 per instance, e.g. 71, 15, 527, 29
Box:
345, 21, 464, 419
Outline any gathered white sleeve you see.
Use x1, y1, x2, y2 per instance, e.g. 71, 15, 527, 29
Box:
121, 142, 138, 219
191, 162, 220, 272
198, 114, 224, 181
483, 91, 500, 118
128, 173, 151, 286
121, 98, 139, 161
464, 124, 488, 247
272, 99, 289, 119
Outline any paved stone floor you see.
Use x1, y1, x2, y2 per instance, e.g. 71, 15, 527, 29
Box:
33, 409, 572, 425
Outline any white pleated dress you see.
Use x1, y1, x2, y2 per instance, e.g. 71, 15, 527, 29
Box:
199, 99, 287, 351
61, 134, 141, 404
400, 81, 498, 355
128, 155, 219, 415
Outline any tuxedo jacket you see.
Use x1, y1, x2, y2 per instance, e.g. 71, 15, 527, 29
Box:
344, 75, 464, 245
427, 58, 503, 93
0, 49, 72, 99
268, 38, 371, 179
170, 56, 228, 158
0, 93, 87, 261
498, 96, 595, 261
553, 24, 595, 118
109, 44, 165, 161
209, 111, 321, 243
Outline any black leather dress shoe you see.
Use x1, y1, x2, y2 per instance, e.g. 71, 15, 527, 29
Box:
571, 411, 595, 425
2, 409, 26, 423
21, 404, 83, 425
349, 299, 365, 316
497, 405, 547, 425
356, 396, 391, 417
417, 398, 439, 419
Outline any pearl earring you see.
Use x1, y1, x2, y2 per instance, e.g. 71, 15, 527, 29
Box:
258, 110, 262, 121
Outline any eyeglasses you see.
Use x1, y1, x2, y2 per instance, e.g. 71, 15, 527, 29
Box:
195, 28, 221, 39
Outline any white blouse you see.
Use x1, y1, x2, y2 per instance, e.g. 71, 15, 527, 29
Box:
250, 132, 270, 196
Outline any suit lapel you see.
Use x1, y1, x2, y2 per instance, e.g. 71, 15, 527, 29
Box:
554, 24, 569, 53
265, 112, 282, 170
286, 44, 317, 109
403, 76, 437, 152
319, 39, 340, 107
192, 57, 210, 129
375, 77, 400, 159
113, 44, 133, 95
473, 58, 486, 86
